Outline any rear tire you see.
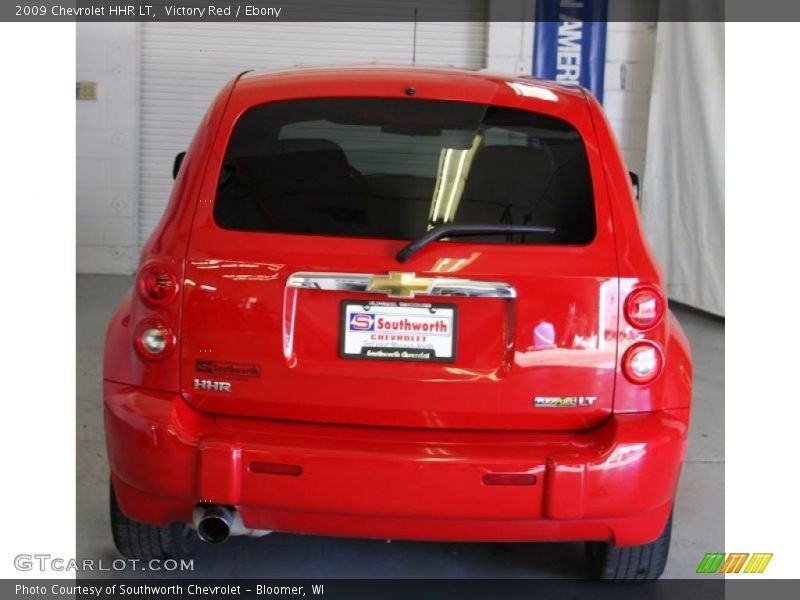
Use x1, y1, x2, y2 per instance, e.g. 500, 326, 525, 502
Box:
110, 481, 195, 560
585, 512, 672, 581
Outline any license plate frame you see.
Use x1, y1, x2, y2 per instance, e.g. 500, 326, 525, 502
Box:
340, 300, 457, 363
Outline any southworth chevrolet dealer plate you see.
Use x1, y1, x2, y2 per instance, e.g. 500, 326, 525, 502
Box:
340, 301, 457, 362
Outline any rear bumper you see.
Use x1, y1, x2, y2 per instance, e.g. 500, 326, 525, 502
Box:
104, 381, 688, 546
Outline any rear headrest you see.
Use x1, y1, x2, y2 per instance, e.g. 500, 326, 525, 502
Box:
232, 138, 363, 196
463, 145, 555, 209
274, 138, 345, 155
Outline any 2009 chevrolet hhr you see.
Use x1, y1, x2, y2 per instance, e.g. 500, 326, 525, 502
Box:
104, 67, 692, 580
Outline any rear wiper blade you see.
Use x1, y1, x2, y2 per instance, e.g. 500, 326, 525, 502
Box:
396, 224, 557, 263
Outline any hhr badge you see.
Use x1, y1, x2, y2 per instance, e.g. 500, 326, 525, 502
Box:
534, 396, 597, 408
193, 379, 232, 392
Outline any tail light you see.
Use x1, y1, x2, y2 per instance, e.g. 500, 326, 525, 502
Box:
134, 319, 175, 360
132, 260, 180, 377
137, 262, 179, 306
621, 341, 664, 384
624, 285, 665, 330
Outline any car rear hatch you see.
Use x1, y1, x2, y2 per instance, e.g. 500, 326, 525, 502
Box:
179, 90, 619, 431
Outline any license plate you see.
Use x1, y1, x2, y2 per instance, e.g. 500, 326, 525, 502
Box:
340, 301, 457, 362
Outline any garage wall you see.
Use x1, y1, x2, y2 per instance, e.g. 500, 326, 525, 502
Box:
76, 23, 140, 274
603, 21, 657, 179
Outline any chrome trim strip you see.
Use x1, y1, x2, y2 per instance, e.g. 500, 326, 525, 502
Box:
286, 272, 516, 299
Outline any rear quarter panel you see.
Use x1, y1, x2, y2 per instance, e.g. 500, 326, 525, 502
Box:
585, 95, 692, 413
103, 75, 243, 389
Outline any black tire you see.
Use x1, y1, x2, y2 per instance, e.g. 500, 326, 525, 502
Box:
109, 481, 195, 561
585, 512, 672, 582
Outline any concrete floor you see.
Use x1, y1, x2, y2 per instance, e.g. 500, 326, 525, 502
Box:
77, 274, 724, 579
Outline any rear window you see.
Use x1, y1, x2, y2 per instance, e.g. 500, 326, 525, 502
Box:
214, 98, 595, 245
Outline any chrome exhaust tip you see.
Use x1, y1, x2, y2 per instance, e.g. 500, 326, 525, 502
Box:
195, 506, 233, 543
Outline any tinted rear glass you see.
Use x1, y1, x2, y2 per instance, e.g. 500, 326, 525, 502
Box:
214, 98, 595, 245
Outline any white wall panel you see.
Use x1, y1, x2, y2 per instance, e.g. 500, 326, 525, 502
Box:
642, 22, 724, 315
76, 22, 139, 274
603, 20, 657, 179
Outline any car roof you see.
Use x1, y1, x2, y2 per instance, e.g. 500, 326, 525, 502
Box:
234, 65, 588, 104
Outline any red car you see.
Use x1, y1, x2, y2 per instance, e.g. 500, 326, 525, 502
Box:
104, 66, 692, 581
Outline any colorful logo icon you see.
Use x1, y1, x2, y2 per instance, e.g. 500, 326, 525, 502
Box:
349, 313, 375, 331
696, 552, 773, 574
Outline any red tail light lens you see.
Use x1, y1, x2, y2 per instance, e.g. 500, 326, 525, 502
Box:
137, 263, 179, 306
622, 341, 664, 384
624, 285, 665, 330
134, 320, 175, 360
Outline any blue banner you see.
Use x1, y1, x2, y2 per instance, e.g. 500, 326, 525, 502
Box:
533, 0, 608, 103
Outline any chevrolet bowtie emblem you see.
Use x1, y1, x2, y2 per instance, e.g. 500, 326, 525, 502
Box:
367, 272, 434, 298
